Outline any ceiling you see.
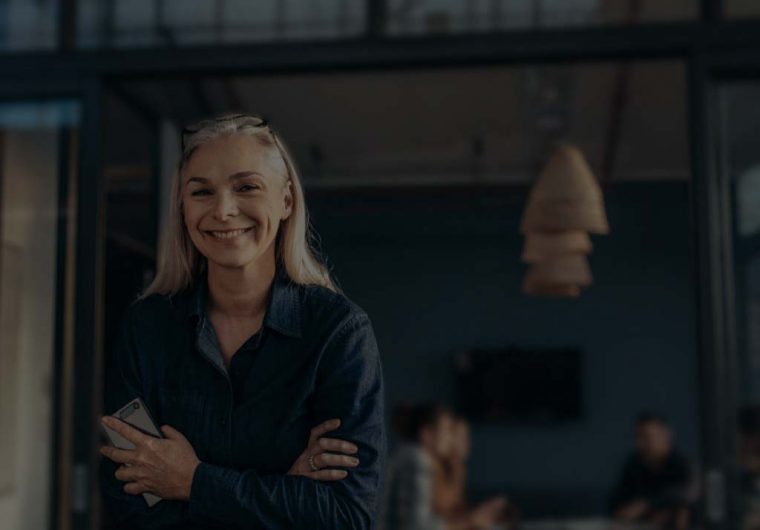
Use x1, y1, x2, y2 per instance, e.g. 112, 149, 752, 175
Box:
109, 61, 691, 187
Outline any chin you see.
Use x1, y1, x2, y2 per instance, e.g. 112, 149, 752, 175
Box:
207, 254, 258, 269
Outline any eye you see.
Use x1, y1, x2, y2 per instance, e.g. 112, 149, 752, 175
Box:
238, 184, 259, 192
190, 189, 211, 197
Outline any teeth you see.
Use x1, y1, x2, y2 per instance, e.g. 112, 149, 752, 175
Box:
209, 227, 252, 239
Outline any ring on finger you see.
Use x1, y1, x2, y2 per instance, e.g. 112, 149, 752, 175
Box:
308, 454, 320, 472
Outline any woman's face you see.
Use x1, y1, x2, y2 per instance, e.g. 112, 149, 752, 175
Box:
181, 132, 293, 271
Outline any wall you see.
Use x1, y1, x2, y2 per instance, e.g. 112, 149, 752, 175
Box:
308, 181, 699, 516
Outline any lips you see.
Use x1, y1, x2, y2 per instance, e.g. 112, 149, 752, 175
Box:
205, 226, 254, 240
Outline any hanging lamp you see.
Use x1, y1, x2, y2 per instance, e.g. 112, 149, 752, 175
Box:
520, 143, 608, 297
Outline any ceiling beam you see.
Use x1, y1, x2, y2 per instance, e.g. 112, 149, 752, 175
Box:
6, 20, 760, 80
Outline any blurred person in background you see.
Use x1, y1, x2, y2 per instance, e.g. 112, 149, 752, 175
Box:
609, 413, 696, 530
433, 415, 520, 529
381, 403, 508, 530
433, 415, 469, 517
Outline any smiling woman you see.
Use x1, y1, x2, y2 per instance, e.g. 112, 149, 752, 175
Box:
98, 113, 386, 530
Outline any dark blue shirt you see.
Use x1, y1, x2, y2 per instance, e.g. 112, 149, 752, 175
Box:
99, 268, 386, 530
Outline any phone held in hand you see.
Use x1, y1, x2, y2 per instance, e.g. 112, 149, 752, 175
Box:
101, 397, 164, 507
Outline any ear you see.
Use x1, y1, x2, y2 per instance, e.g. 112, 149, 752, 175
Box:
281, 180, 294, 220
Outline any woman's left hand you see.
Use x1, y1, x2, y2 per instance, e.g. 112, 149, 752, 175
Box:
99, 416, 201, 501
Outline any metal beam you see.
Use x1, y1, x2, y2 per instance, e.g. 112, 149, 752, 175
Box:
0, 22, 704, 79
366, 0, 387, 39
688, 56, 740, 530
105, 81, 161, 125
702, 0, 723, 24
7, 19, 760, 81
57, 0, 77, 51
69, 77, 105, 530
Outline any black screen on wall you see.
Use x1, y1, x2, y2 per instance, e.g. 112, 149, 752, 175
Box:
456, 347, 583, 424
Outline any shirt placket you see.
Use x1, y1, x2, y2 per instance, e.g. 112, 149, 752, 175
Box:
196, 316, 234, 461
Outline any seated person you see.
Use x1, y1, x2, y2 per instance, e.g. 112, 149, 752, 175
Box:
609, 412, 696, 529
432, 415, 469, 517
381, 403, 507, 530
432, 415, 519, 529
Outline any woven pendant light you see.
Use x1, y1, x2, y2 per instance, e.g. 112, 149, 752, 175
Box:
520, 144, 609, 235
520, 143, 608, 298
521, 230, 593, 263
524, 254, 593, 288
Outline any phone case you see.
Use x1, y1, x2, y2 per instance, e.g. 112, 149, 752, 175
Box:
101, 397, 164, 507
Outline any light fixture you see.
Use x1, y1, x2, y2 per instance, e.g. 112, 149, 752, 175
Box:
520, 143, 608, 297
521, 144, 609, 235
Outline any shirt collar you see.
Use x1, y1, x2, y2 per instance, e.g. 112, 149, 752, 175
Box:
185, 266, 302, 339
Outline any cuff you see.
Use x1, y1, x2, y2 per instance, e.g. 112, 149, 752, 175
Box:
187, 461, 242, 523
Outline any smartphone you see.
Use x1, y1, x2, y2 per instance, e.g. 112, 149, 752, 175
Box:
101, 397, 164, 507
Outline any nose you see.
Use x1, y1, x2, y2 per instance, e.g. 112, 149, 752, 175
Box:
212, 190, 239, 221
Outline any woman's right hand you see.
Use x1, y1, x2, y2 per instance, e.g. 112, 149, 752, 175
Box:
287, 418, 360, 481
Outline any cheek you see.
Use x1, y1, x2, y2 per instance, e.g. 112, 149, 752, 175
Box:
182, 201, 203, 229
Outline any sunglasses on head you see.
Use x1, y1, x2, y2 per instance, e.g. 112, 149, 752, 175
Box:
181, 113, 272, 152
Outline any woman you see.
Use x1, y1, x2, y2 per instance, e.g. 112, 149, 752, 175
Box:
98, 113, 386, 530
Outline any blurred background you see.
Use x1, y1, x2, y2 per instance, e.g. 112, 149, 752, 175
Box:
0, 0, 758, 529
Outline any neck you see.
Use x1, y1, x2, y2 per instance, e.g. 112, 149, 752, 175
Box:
206, 254, 277, 320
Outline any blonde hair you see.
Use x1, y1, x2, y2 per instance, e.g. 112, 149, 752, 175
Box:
140, 113, 336, 299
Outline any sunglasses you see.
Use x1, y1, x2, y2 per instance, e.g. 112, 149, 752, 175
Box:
181, 113, 272, 152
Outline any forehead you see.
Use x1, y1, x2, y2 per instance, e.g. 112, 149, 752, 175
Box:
183, 132, 283, 181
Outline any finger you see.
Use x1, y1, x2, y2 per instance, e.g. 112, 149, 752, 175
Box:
308, 418, 341, 445
102, 416, 152, 447
99, 445, 138, 465
316, 437, 358, 455
307, 469, 349, 481
315, 453, 360, 469
160, 425, 183, 440
114, 465, 141, 483
123, 482, 146, 495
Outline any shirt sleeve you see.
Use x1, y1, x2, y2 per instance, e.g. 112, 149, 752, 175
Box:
187, 312, 387, 530
98, 305, 186, 530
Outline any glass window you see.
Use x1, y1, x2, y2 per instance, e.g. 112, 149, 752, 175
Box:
0, 99, 79, 530
77, 0, 367, 48
387, 0, 697, 35
0, 0, 58, 50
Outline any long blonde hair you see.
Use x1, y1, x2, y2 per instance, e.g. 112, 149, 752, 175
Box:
140, 113, 336, 299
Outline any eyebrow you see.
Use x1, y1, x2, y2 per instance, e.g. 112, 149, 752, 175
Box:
186, 171, 264, 185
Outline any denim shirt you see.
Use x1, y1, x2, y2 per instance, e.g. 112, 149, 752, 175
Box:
99, 268, 386, 530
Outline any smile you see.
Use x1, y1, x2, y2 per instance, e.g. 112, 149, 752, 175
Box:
205, 227, 254, 240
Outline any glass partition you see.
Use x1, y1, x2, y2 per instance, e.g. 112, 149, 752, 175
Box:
77, 0, 367, 48
387, 0, 697, 35
0, 100, 79, 530
0, 0, 58, 50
